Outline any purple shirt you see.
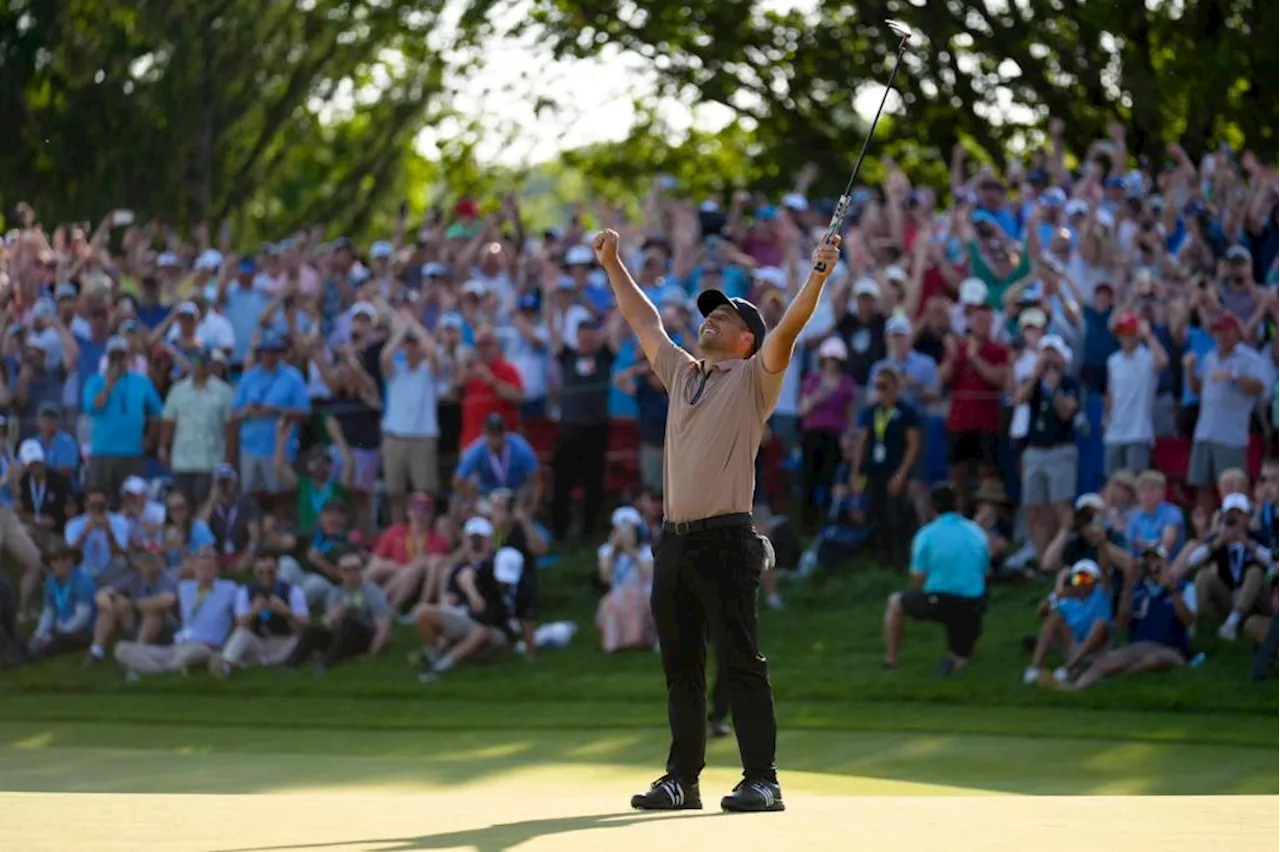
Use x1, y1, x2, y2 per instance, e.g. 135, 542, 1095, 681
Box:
801, 373, 856, 433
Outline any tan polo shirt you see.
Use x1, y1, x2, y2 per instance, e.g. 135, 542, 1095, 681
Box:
653, 338, 784, 523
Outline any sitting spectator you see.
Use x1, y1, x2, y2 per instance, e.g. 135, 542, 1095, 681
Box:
454, 413, 539, 500
1125, 470, 1185, 557
280, 443, 353, 537
28, 545, 96, 661
214, 553, 310, 676
119, 476, 167, 547
1042, 493, 1134, 584
114, 549, 237, 680
971, 482, 1014, 575
86, 545, 177, 665
365, 492, 451, 611
1014, 334, 1079, 559
1057, 545, 1196, 691
82, 336, 163, 500
487, 488, 548, 641
200, 463, 260, 570
882, 485, 988, 675
1254, 459, 1278, 553
1023, 558, 1113, 685
285, 549, 392, 673
31, 402, 80, 479
160, 491, 217, 575
848, 367, 919, 570
15, 438, 72, 547
596, 507, 655, 653
64, 486, 131, 586
1179, 494, 1275, 641
281, 500, 350, 607
409, 516, 496, 668
1102, 469, 1138, 534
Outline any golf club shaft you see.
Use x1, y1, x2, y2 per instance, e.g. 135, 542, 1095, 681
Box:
813, 33, 911, 272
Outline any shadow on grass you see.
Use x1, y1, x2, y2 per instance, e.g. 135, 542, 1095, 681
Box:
212, 812, 718, 852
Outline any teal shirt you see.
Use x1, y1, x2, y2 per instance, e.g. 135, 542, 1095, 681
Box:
910, 512, 989, 598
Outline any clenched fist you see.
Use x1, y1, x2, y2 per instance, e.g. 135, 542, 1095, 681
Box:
593, 229, 621, 265
810, 235, 842, 277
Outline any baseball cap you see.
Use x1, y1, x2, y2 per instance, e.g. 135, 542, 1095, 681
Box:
885, 314, 912, 336
157, 252, 181, 268
105, 336, 129, 354
37, 401, 62, 418
422, 262, 448, 278
753, 267, 786, 289
1221, 493, 1251, 514
610, 506, 644, 529
1070, 559, 1102, 580
1018, 307, 1048, 329
959, 278, 989, 307
817, 336, 849, 361
464, 517, 494, 538
32, 298, 56, 319
493, 547, 525, 585
1113, 312, 1140, 335
1210, 313, 1243, 334
1074, 493, 1106, 512
370, 240, 394, 259
1041, 187, 1067, 207
54, 282, 78, 301
176, 301, 199, 317
1141, 543, 1169, 560
17, 439, 44, 466
564, 245, 594, 266
214, 463, 238, 481
517, 292, 540, 312
1065, 199, 1089, 218
853, 278, 881, 298
350, 301, 378, 320
1039, 334, 1072, 365
195, 249, 223, 271
462, 280, 488, 298
1225, 245, 1251, 262
438, 312, 464, 330
695, 290, 767, 356
483, 412, 507, 433
121, 476, 149, 497
781, 193, 808, 211
883, 266, 908, 284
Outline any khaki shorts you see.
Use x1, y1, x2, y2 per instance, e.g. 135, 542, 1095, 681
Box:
240, 453, 283, 495
439, 605, 481, 642
382, 435, 439, 495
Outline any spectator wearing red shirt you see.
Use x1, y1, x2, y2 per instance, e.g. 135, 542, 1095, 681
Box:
939, 278, 1011, 515
364, 492, 452, 612
460, 326, 523, 448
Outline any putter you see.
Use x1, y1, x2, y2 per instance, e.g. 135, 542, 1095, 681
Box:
813, 19, 913, 272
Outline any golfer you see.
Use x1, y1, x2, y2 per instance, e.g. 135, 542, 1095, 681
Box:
593, 228, 841, 814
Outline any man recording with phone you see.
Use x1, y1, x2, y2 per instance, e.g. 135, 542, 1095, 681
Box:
1177, 493, 1275, 641
82, 336, 164, 502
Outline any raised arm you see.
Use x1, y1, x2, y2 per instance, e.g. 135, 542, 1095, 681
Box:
760, 238, 842, 374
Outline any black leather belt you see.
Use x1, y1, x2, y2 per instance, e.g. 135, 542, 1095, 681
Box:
662, 513, 752, 536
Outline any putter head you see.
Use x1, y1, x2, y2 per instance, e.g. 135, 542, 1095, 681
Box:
886, 19, 913, 41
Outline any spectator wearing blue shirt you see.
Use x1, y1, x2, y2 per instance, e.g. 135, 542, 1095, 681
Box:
454, 415, 539, 499
160, 491, 217, 571
27, 544, 96, 660
1062, 546, 1197, 691
233, 337, 311, 500
1126, 470, 1185, 557
82, 337, 163, 501
883, 485, 989, 674
1079, 280, 1117, 393
64, 486, 132, 585
615, 358, 668, 494
1023, 559, 1113, 685
33, 402, 81, 479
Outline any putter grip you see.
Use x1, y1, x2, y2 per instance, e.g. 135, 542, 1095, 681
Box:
813, 196, 850, 272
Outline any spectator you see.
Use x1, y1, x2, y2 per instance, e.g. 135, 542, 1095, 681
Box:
596, 506, 655, 653
458, 325, 522, 448
114, 549, 237, 680
882, 485, 988, 675
1180, 494, 1274, 641
379, 310, 444, 524
549, 316, 616, 540
119, 476, 166, 548
232, 336, 310, 506
848, 368, 919, 570
1042, 492, 1135, 585
1126, 470, 1185, 557
797, 337, 856, 524
200, 464, 260, 570
614, 357, 668, 495
160, 349, 234, 507
1023, 558, 1112, 685
15, 439, 72, 548
281, 500, 350, 608
214, 553, 310, 676
410, 516, 495, 669
971, 482, 1014, 573
159, 491, 216, 574
365, 492, 452, 611
31, 402, 80, 479
27, 544, 96, 661
285, 549, 392, 673
1103, 469, 1139, 534
11, 309, 77, 440
87, 545, 177, 665
454, 414, 539, 500
82, 336, 163, 500
313, 333, 383, 532
1015, 334, 1080, 558
1186, 313, 1270, 515
1103, 313, 1170, 479
64, 486, 131, 587
837, 278, 888, 393
504, 292, 551, 417
280, 444, 352, 538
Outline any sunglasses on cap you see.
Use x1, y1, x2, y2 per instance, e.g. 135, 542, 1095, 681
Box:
1069, 571, 1097, 587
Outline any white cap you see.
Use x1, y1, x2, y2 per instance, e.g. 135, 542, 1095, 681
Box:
611, 506, 644, 529
350, 301, 378, 319
195, 249, 223, 271
782, 193, 809, 211
1018, 307, 1048, 329
754, 267, 786, 289
462, 280, 488, 297
959, 277, 989, 306
883, 265, 908, 283
176, 301, 198, 317
17, 439, 44, 466
565, 245, 595, 266
556, 275, 577, 291
370, 240, 394, 259
885, 314, 912, 336
493, 546, 525, 585
853, 277, 880, 298
121, 476, 149, 496
1221, 493, 1251, 514
156, 252, 181, 268
699, 200, 719, 213
1065, 199, 1089, 217
422, 262, 448, 278
1070, 559, 1102, 579
105, 336, 129, 354
817, 336, 849, 361
1039, 334, 1073, 365
1095, 208, 1116, 229
1074, 493, 1105, 512
463, 516, 494, 537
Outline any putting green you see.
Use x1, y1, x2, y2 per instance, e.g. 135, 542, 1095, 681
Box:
0, 722, 1275, 851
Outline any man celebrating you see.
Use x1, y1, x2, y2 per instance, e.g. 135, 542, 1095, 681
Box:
595, 227, 840, 814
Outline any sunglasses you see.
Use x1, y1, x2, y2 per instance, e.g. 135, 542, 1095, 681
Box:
1069, 572, 1096, 587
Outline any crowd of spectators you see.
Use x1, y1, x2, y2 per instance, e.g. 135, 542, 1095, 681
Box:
0, 119, 1276, 688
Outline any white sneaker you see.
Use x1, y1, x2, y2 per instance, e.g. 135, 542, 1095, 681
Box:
1053, 666, 1070, 683
1218, 620, 1239, 641
1005, 542, 1038, 570
1022, 666, 1040, 685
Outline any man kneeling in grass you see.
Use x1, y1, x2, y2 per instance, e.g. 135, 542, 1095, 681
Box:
1023, 558, 1112, 686
1054, 545, 1196, 691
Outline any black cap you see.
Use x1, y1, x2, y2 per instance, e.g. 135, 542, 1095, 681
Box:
695, 290, 767, 356
484, 412, 507, 433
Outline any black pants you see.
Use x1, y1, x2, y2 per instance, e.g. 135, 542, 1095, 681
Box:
867, 472, 913, 571
551, 422, 609, 540
286, 619, 372, 668
708, 654, 729, 724
651, 522, 776, 784
800, 429, 842, 526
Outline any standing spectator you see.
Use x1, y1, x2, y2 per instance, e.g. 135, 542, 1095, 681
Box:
285, 549, 393, 673
459, 325, 523, 449
1104, 313, 1168, 475
87, 545, 177, 664
837, 279, 887, 394
848, 368, 919, 570
940, 279, 1011, 515
12, 310, 77, 440
82, 337, 163, 500
614, 358, 668, 495
232, 337, 310, 507
379, 311, 443, 524
504, 292, 551, 418
1126, 470, 1185, 557
1015, 335, 1080, 558
15, 439, 72, 548
64, 486, 131, 586
32, 402, 80, 479
314, 340, 382, 532
27, 544, 96, 661
160, 350, 234, 507
550, 317, 615, 540
1186, 313, 1270, 515
214, 553, 310, 676
1023, 558, 1113, 685
454, 414, 539, 500
797, 337, 856, 525
113, 549, 237, 680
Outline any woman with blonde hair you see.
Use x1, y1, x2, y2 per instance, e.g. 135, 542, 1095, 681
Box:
596, 506, 654, 653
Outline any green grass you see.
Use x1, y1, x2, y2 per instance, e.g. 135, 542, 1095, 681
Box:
2, 553, 1276, 750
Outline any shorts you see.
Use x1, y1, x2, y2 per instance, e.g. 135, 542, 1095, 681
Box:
1022, 444, 1078, 505
240, 453, 283, 495
86, 456, 145, 502
382, 435, 439, 495
947, 431, 998, 469
899, 587, 986, 658
439, 605, 482, 642
1188, 441, 1247, 487
1104, 443, 1151, 477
